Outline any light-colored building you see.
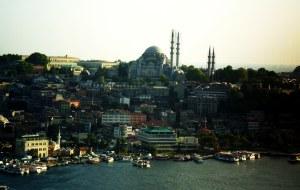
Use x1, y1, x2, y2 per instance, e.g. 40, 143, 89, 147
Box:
137, 126, 177, 152
47, 55, 80, 69
101, 110, 130, 125
16, 134, 49, 158
114, 124, 134, 139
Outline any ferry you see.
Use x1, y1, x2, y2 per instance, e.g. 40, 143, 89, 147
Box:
215, 152, 239, 163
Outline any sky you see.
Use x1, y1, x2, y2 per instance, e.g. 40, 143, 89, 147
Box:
0, 0, 299, 71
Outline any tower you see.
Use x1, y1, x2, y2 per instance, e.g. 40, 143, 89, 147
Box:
211, 48, 215, 81
176, 32, 180, 68
170, 30, 174, 71
57, 127, 61, 149
207, 47, 211, 79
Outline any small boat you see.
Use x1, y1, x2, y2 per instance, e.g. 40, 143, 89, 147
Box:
154, 154, 170, 160
0, 185, 9, 190
248, 154, 256, 160
87, 157, 100, 164
120, 156, 133, 162
173, 155, 186, 161
239, 154, 247, 161
192, 154, 204, 163
288, 154, 300, 163
132, 159, 150, 168
29, 165, 42, 174
105, 156, 114, 163
143, 153, 153, 160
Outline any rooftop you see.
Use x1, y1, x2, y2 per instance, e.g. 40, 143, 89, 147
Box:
143, 126, 174, 134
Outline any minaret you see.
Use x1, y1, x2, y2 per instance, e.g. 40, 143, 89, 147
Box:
211, 48, 215, 81
170, 30, 174, 73
176, 32, 180, 68
57, 127, 61, 149
207, 47, 211, 79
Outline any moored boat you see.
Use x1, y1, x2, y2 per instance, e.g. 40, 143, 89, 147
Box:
87, 157, 101, 164
105, 156, 114, 163
132, 159, 151, 168
288, 153, 300, 163
192, 154, 204, 163
215, 152, 239, 163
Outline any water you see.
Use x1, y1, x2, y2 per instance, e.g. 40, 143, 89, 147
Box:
1, 157, 300, 190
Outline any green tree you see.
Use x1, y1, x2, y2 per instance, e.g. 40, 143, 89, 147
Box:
0, 54, 22, 65
25, 52, 48, 65
184, 65, 208, 82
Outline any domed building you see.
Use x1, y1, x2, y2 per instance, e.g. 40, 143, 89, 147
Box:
129, 46, 169, 80
128, 31, 184, 81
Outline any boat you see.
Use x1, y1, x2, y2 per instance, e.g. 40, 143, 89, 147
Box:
120, 156, 133, 162
0, 185, 9, 190
87, 157, 100, 164
173, 155, 186, 161
288, 154, 300, 163
105, 156, 114, 163
239, 154, 247, 161
248, 154, 256, 160
215, 152, 239, 163
143, 153, 153, 160
154, 154, 170, 160
132, 159, 151, 168
29, 165, 42, 174
192, 154, 204, 163
38, 163, 48, 172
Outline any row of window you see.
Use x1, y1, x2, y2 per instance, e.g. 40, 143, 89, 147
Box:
27, 142, 47, 146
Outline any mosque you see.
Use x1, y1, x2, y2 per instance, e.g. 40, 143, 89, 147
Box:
128, 31, 184, 80
128, 31, 216, 82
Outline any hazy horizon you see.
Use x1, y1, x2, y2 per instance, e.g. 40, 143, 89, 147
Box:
0, 0, 299, 72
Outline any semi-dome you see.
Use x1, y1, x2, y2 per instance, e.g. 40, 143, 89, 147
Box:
144, 46, 163, 55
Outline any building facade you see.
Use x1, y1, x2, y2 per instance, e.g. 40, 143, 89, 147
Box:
16, 134, 49, 158
137, 126, 177, 152
113, 124, 134, 139
101, 110, 130, 125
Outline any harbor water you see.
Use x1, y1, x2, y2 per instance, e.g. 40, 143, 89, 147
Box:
1, 157, 300, 190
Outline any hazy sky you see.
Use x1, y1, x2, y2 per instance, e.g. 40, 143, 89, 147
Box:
0, 0, 299, 71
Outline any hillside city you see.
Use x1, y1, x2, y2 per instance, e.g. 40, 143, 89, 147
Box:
0, 35, 300, 162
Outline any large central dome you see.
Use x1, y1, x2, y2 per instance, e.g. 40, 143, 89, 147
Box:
144, 46, 163, 55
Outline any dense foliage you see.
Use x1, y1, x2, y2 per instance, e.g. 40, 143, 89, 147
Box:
25, 52, 48, 66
